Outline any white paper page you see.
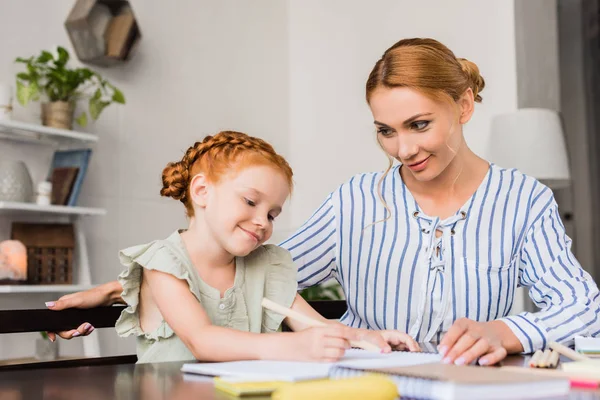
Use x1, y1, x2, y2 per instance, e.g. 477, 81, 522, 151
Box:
181, 349, 441, 382
336, 349, 442, 369
181, 360, 333, 382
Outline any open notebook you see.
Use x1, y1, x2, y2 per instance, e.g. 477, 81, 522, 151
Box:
329, 362, 570, 400
181, 349, 442, 382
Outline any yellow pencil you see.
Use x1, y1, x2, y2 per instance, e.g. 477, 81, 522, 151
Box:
261, 297, 381, 352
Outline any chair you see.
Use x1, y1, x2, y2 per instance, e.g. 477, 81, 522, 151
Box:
0, 300, 348, 370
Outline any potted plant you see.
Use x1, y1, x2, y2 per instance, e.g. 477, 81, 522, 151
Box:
14, 46, 125, 130
300, 281, 344, 301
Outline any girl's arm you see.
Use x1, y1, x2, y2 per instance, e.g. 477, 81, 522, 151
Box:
286, 293, 420, 352
145, 269, 358, 362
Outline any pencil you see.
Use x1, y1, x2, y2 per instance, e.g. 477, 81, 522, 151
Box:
261, 298, 381, 352
549, 341, 590, 362
548, 350, 560, 369
528, 350, 543, 367
538, 349, 552, 368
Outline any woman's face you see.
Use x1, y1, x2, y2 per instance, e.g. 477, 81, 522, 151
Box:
368, 87, 473, 182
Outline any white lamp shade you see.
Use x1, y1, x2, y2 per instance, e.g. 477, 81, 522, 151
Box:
489, 108, 571, 188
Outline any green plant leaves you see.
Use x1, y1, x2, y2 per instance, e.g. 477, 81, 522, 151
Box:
75, 112, 88, 127
89, 98, 110, 120
37, 51, 53, 63
14, 46, 125, 122
112, 88, 125, 104
299, 283, 344, 301
56, 46, 69, 67
16, 80, 40, 106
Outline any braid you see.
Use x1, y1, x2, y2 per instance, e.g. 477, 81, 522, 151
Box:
161, 131, 293, 217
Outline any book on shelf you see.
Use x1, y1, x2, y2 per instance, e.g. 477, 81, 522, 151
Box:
47, 149, 92, 207
51, 167, 79, 206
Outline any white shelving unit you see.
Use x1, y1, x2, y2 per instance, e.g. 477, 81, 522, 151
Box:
0, 284, 95, 294
0, 201, 106, 216
0, 120, 98, 145
0, 121, 103, 357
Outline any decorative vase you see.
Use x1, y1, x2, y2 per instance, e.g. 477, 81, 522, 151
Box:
35, 338, 58, 361
0, 161, 34, 202
42, 101, 74, 130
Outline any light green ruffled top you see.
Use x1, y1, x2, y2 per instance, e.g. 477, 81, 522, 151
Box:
114, 230, 298, 364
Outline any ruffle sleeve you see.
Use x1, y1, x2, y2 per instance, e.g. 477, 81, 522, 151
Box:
114, 239, 201, 341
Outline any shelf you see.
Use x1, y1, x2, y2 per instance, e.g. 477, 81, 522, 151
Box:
0, 201, 106, 216
0, 284, 95, 294
0, 120, 98, 145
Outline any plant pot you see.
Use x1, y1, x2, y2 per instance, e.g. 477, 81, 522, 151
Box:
35, 338, 59, 361
42, 101, 74, 130
0, 161, 33, 202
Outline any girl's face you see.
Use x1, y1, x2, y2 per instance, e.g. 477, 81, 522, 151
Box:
368, 87, 473, 182
196, 164, 290, 257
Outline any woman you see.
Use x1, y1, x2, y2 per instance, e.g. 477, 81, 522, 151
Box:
48, 38, 600, 366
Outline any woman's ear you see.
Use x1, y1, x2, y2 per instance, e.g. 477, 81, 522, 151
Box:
458, 87, 475, 124
189, 174, 209, 208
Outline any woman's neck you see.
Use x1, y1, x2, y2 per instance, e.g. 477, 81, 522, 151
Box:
401, 143, 489, 219
403, 143, 486, 197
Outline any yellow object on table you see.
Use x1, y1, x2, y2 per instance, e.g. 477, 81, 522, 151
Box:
214, 377, 295, 396
272, 375, 398, 400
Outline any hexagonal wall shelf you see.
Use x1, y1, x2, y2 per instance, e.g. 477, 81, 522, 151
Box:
65, 0, 141, 67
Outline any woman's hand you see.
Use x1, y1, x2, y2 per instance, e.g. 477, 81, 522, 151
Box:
44, 281, 123, 341
47, 323, 95, 342
438, 318, 522, 366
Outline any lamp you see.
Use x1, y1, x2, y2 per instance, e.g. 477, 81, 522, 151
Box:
489, 108, 571, 189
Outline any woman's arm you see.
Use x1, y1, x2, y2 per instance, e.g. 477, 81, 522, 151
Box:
279, 194, 339, 289
45, 281, 125, 341
145, 269, 358, 362
47, 281, 125, 310
497, 200, 600, 352
440, 196, 600, 366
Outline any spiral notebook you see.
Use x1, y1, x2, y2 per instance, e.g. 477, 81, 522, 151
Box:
181, 349, 441, 382
329, 362, 570, 400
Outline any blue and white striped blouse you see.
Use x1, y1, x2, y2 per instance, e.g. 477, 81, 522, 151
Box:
280, 163, 600, 353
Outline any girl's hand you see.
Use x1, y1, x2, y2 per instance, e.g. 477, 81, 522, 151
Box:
378, 330, 421, 352
354, 329, 420, 352
287, 325, 358, 362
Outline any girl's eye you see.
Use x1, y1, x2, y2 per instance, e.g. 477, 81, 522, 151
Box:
411, 120, 430, 131
245, 198, 256, 207
377, 128, 394, 137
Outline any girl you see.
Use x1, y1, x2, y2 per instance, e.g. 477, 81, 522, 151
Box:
111, 130, 418, 363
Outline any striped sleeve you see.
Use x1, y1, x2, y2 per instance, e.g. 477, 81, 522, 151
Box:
500, 197, 600, 353
278, 194, 338, 290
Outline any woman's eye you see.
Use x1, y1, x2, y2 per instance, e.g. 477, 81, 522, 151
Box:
377, 128, 394, 137
245, 198, 256, 207
411, 121, 430, 131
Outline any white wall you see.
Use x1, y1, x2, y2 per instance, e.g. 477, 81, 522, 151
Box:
287, 0, 519, 229
0, 0, 289, 359
0, 0, 522, 359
